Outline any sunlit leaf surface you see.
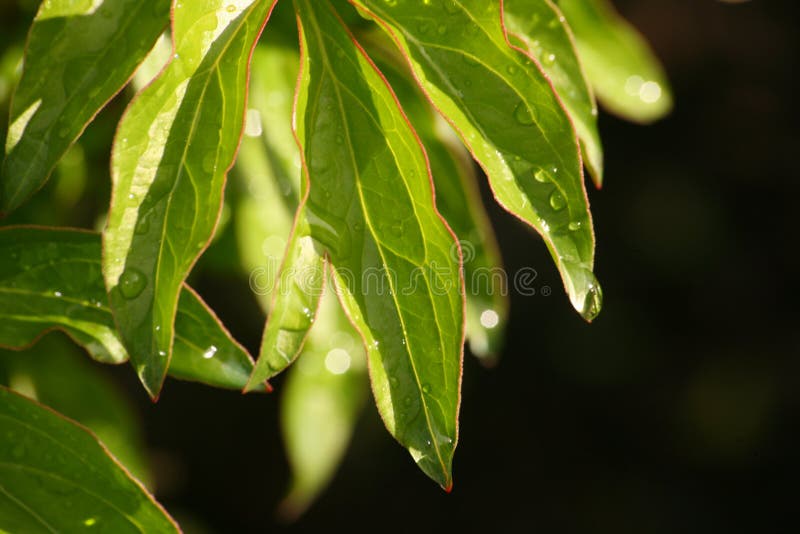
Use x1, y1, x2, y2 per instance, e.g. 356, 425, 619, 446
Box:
504, 0, 603, 185
0, 226, 260, 391
294, 0, 464, 488
102, 0, 277, 397
353, 0, 602, 321
557, 0, 673, 123
1, 0, 170, 214
363, 34, 508, 360
0, 387, 179, 533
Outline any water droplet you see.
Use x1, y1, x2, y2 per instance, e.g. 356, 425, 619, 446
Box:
226, 4, 236, 12
533, 166, 553, 183
513, 102, 536, 125
158, 350, 167, 357
134, 211, 151, 235
53, 290, 62, 297
542, 53, 556, 66
443, 0, 459, 14
118, 268, 147, 299
462, 53, 479, 66
568, 221, 582, 231
422, 383, 431, 394
325, 348, 351, 374
383, 0, 397, 6
203, 345, 218, 359
506, 65, 517, 75
404, 396, 413, 406
244, 108, 262, 137
571, 269, 603, 322
83, 517, 97, 527
202, 152, 217, 173
639, 81, 662, 103
57, 127, 69, 138
479, 309, 500, 328
437, 24, 447, 35
549, 190, 566, 211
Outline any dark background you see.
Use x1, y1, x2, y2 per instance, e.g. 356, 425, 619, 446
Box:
2, 0, 799, 532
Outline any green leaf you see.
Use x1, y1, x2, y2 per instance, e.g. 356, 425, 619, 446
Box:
234, 44, 368, 512
557, 0, 673, 123
0, 335, 151, 487
279, 288, 368, 519
363, 33, 509, 361
353, 0, 602, 322
0, 0, 171, 214
233, 44, 319, 386
294, 0, 464, 489
235, 43, 368, 518
102, 0, 278, 398
0, 226, 261, 391
504, 0, 604, 186
0, 386, 179, 533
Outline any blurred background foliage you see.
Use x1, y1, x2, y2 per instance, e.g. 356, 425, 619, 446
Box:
1, 0, 798, 532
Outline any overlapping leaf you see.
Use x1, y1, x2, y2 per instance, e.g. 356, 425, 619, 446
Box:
102, 0, 277, 397
0, 226, 261, 391
363, 34, 508, 361
234, 43, 368, 517
294, 0, 464, 488
234, 43, 368, 510
353, 0, 602, 321
504, 0, 603, 185
1, 0, 170, 214
557, 0, 672, 123
0, 387, 179, 533
235, 44, 323, 388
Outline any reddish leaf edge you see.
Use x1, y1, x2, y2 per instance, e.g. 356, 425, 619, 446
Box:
0, 385, 183, 532
0, 224, 269, 395
101, 0, 280, 401
299, 3, 466, 491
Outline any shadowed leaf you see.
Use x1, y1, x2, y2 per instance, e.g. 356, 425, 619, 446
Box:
0, 386, 179, 533
1, 0, 170, 214
557, 0, 673, 123
0, 226, 262, 391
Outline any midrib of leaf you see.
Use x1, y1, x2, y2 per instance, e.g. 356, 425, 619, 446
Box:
5, 1, 159, 208
0, 414, 149, 532
147, 5, 258, 363
0, 482, 56, 533
302, 4, 450, 477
